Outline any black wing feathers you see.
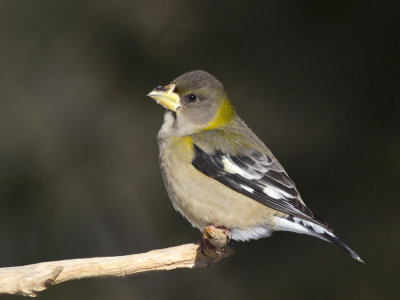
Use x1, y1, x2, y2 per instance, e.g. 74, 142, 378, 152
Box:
192, 144, 329, 228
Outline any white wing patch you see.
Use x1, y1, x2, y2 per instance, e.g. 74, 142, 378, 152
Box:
222, 155, 295, 200
263, 185, 295, 199
240, 184, 255, 193
221, 156, 263, 180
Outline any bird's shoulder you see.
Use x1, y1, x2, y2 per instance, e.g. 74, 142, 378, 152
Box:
192, 116, 273, 156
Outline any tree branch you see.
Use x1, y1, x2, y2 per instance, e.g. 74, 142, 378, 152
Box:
0, 227, 233, 297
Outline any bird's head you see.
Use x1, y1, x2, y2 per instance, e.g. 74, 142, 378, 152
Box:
148, 70, 236, 135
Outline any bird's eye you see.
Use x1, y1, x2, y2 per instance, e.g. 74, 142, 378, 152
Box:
187, 94, 197, 102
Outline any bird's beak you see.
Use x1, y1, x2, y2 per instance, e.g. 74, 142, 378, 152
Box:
147, 84, 181, 112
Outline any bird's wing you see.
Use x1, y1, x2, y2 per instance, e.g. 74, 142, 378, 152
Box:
192, 144, 329, 228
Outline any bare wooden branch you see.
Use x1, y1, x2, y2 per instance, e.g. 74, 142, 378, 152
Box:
0, 227, 233, 297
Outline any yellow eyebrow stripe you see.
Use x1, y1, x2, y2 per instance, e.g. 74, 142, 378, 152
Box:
203, 98, 235, 130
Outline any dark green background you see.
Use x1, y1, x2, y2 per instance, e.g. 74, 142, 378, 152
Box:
1, 1, 398, 299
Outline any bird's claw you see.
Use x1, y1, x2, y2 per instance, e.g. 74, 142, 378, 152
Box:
200, 225, 233, 257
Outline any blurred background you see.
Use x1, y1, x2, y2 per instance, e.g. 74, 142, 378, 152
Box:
0, 1, 399, 299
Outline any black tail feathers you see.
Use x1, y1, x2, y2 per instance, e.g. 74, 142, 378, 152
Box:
322, 232, 365, 263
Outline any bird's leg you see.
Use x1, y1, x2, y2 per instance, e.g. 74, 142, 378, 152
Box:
200, 225, 233, 256
214, 225, 232, 239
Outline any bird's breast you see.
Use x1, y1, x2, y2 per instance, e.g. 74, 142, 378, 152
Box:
158, 135, 277, 234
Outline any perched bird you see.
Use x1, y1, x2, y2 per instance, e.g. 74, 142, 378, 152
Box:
148, 70, 364, 263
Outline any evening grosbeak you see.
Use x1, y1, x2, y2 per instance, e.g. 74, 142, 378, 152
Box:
148, 70, 363, 263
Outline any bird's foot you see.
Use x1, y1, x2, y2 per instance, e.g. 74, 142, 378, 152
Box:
200, 225, 233, 257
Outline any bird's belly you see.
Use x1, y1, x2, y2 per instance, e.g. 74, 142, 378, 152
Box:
159, 137, 277, 239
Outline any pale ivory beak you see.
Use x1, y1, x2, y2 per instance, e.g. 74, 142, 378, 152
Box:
147, 84, 181, 111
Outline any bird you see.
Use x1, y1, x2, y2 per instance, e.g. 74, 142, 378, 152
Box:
147, 70, 364, 263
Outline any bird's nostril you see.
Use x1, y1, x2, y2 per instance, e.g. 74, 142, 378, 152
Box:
154, 85, 167, 92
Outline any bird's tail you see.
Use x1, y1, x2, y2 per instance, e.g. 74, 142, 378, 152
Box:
320, 231, 365, 263
276, 216, 365, 263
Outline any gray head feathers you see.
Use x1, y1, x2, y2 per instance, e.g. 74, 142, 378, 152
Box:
172, 70, 224, 93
